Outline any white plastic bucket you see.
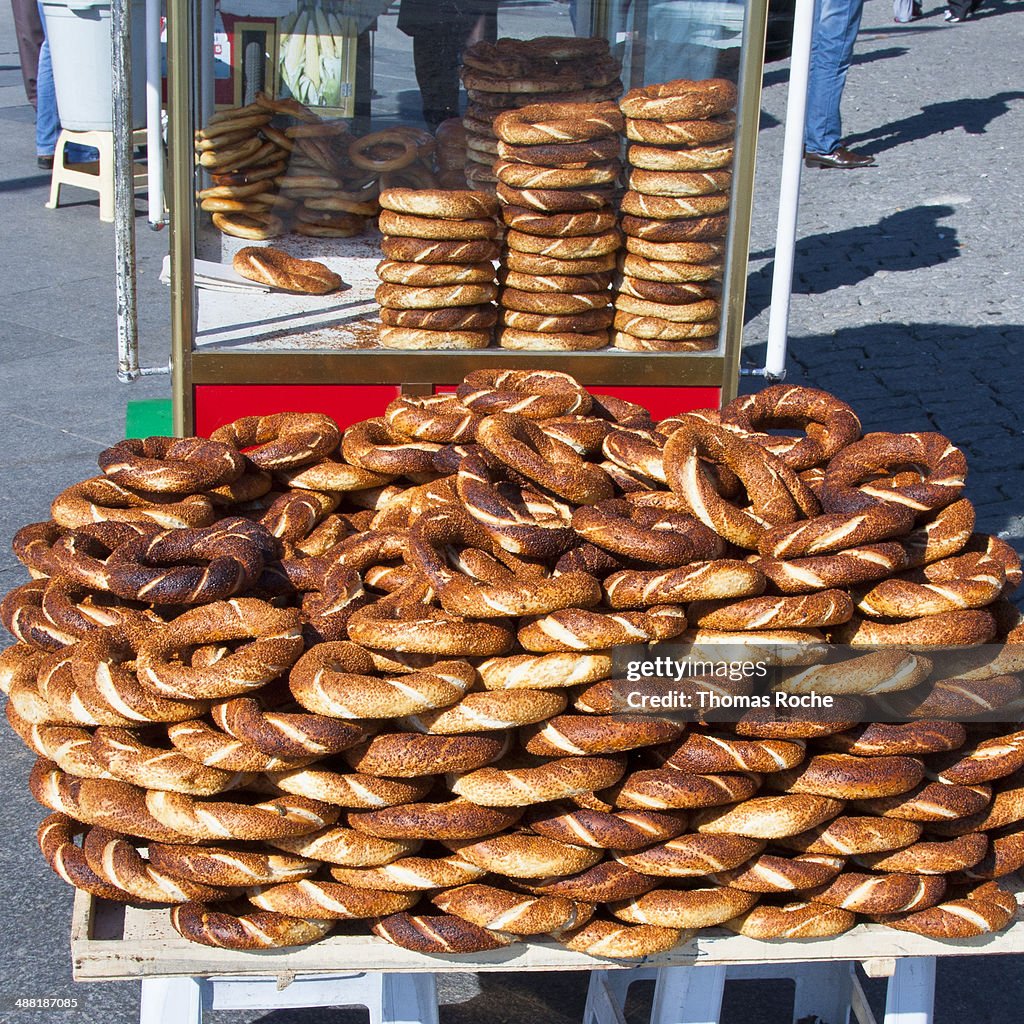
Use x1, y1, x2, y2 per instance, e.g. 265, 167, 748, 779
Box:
42, 0, 148, 131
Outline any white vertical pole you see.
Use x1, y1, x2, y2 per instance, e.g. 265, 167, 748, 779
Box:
763, 0, 815, 380
146, 0, 164, 228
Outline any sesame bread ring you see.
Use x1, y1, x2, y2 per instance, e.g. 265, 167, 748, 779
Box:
611, 885, 756, 928
612, 770, 761, 811
725, 901, 855, 939
12, 521, 66, 578
625, 114, 737, 145
37, 815, 135, 901
343, 732, 510, 778
211, 211, 285, 240
477, 652, 612, 691
936, 730, 1024, 786
146, 841, 317, 887
375, 281, 498, 309
496, 160, 622, 190
269, 825, 421, 866
505, 250, 618, 274
289, 642, 474, 720
380, 306, 497, 331
621, 78, 738, 121
144, 790, 339, 842
900, 498, 975, 567
211, 412, 340, 471
165, 720, 314, 773
497, 137, 622, 166
968, 532, 1023, 589
451, 754, 627, 807
51, 478, 215, 530
277, 460, 393, 493
329, 853, 486, 892
527, 806, 687, 850
720, 385, 861, 470
501, 308, 614, 333
98, 437, 245, 493
777, 815, 922, 855
830, 609, 996, 647
457, 368, 592, 417
612, 315, 720, 342
819, 719, 964, 756
621, 214, 730, 244
758, 506, 917, 560
521, 714, 682, 756
809, 872, 947, 914
380, 237, 501, 264
628, 169, 731, 198
456, 454, 576, 560
170, 901, 333, 950
693, 795, 845, 839
661, 733, 806, 774
376, 260, 496, 286
516, 861, 657, 902
926, 782, 1024, 837
6, 714, 109, 778
852, 781, 992, 823
348, 798, 523, 840
250, 880, 418, 920
759, 543, 909, 594
618, 276, 721, 304
377, 210, 499, 240
505, 228, 621, 259
477, 413, 614, 504
268, 766, 432, 809
769, 753, 924, 800
689, 591, 853, 631
883, 672, 1021, 721
209, 697, 370, 759
372, 911, 511, 953
341, 418, 445, 475
873, 881, 1017, 937
294, 219, 366, 240
499, 328, 608, 350
492, 101, 624, 144
89, 727, 250, 795
501, 270, 613, 293
346, 586, 514, 657
260, 489, 339, 544
136, 599, 304, 701
0, 580, 83, 652
378, 187, 498, 219
433, 883, 587, 934
501, 207, 617, 237
857, 833, 988, 875
822, 431, 968, 515
712, 852, 845, 893
856, 551, 1004, 619
378, 327, 492, 350
954, 829, 1024, 882
446, 832, 603, 878
617, 833, 765, 876
464, 64, 621, 96
496, 182, 616, 213
612, 332, 718, 352
348, 131, 418, 172
628, 143, 734, 171
620, 192, 731, 220
401, 690, 568, 734
559, 918, 683, 957
518, 605, 687, 652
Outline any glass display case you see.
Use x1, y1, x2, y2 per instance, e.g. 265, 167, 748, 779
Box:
166, 0, 770, 434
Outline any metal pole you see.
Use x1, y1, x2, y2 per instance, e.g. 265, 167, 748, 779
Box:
111, 0, 140, 382
146, 0, 165, 229
762, 0, 815, 382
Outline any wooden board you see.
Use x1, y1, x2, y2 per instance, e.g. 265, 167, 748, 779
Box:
71, 885, 1024, 982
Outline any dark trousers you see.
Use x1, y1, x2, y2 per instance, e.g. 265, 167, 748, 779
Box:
946, 0, 979, 16
11, 0, 44, 106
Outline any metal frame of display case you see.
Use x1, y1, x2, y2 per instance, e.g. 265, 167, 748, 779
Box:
165, 0, 771, 436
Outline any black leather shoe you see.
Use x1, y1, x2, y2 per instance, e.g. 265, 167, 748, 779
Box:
37, 155, 54, 170
804, 146, 877, 169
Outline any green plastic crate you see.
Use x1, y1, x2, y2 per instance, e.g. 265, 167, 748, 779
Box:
125, 399, 173, 439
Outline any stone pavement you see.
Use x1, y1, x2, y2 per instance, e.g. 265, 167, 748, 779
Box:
1, 0, 1024, 1020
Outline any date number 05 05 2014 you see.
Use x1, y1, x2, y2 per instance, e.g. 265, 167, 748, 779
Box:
3, 997, 81, 1011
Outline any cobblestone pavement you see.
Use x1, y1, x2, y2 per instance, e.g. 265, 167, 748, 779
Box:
1, 0, 1023, 1020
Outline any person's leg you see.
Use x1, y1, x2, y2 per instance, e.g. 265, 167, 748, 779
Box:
412, 29, 461, 129
35, 2, 59, 159
804, 0, 866, 155
11, 0, 44, 106
944, 0, 972, 19
893, 0, 914, 21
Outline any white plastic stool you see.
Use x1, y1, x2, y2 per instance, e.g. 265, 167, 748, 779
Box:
138, 971, 439, 1024
45, 126, 148, 222
583, 958, 936, 1024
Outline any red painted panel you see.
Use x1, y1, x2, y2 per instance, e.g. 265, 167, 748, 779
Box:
435, 384, 722, 418
194, 385, 400, 436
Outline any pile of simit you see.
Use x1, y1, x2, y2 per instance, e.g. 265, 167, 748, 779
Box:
2, 371, 1023, 955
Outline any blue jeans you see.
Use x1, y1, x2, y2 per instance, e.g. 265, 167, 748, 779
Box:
36, 0, 98, 161
804, 0, 865, 154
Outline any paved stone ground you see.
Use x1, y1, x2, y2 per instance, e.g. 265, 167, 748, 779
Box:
1, 0, 1024, 1020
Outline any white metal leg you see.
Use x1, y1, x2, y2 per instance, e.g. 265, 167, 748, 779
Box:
882, 958, 936, 1024
139, 977, 203, 1024
650, 966, 728, 1024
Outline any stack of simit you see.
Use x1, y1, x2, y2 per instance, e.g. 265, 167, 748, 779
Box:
459, 36, 623, 192
375, 188, 501, 350
613, 78, 739, 351
2, 373, 1023, 957
492, 103, 624, 351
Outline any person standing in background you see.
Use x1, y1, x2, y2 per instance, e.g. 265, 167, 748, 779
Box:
893, 0, 923, 23
803, 0, 876, 168
10, 0, 44, 107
